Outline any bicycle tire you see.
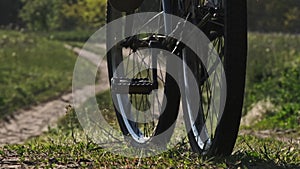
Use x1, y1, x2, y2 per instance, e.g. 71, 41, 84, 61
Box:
106, 1, 181, 146
181, 0, 247, 156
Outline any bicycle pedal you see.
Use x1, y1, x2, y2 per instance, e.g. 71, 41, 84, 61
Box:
111, 77, 154, 94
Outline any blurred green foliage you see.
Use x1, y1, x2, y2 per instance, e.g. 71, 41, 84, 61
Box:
245, 33, 300, 130
1, 0, 300, 32
246, 33, 300, 87
248, 0, 300, 33
62, 0, 106, 29
18, 0, 106, 31
19, 0, 65, 31
40, 30, 96, 42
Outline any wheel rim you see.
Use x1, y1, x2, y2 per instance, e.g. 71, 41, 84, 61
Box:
182, 1, 225, 151
106, 0, 182, 144
111, 41, 168, 143
183, 35, 225, 152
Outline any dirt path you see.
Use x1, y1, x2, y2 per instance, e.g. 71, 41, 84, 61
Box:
239, 101, 300, 144
239, 129, 300, 144
0, 45, 109, 145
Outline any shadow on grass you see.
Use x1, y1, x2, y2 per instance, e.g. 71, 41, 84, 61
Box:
215, 151, 300, 169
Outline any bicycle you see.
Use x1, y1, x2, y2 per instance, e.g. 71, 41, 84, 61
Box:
106, 0, 247, 156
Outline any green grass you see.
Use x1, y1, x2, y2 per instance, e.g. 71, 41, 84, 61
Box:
1, 135, 299, 168
1, 32, 300, 168
38, 30, 98, 42
0, 30, 77, 119
253, 103, 300, 130
245, 33, 300, 109
0, 91, 299, 168
244, 33, 300, 130
39, 29, 106, 56
246, 33, 300, 88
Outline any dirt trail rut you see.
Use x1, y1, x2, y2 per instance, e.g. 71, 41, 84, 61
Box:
0, 45, 109, 145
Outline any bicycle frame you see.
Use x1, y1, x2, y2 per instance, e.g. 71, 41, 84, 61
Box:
161, 0, 172, 34
161, 0, 224, 35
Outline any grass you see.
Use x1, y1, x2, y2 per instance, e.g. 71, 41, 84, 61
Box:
244, 33, 300, 131
0, 30, 77, 119
1, 136, 299, 168
246, 33, 300, 88
38, 30, 98, 42
1, 31, 300, 168
252, 103, 300, 130
39, 29, 106, 56
245, 33, 300, 110
0, 90, 299, 168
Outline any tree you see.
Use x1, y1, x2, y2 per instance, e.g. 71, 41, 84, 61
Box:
19, 0, 65, 31
19, 0, 106, 31
62, 0, 106, 29
284, 7, 300, 33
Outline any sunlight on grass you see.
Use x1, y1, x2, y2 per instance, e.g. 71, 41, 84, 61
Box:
0, 30, 76, 119
1, 90, 299, 168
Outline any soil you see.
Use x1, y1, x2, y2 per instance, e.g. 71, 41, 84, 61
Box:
240, 100, 300, 144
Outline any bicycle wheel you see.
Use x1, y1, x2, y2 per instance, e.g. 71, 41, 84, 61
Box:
106, 1, 181, 145
181, 0, 247, 156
